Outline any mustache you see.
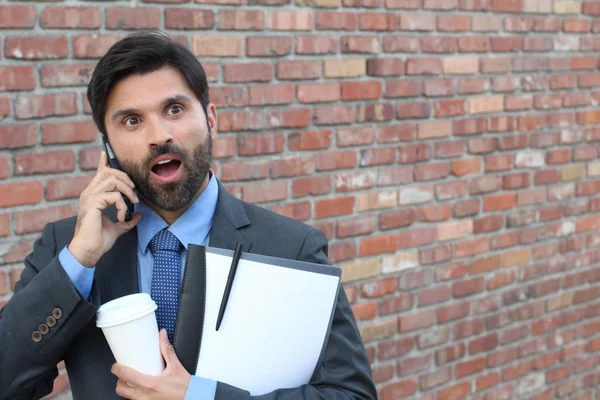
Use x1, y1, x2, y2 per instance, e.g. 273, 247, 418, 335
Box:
145, 144, 187, 167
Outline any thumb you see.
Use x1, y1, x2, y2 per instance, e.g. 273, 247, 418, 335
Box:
159, 329, 179, 367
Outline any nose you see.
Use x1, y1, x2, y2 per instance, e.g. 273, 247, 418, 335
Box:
146, 117, 173, 148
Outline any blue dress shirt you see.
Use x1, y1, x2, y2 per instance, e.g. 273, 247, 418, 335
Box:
59, 172, 219, 400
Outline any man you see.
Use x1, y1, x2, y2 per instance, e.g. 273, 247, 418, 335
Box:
0, 31, 376, 400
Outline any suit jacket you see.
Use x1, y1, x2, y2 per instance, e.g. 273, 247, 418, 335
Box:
0, 182, 377, 400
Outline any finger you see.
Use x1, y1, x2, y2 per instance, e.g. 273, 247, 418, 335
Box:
111, 363, 148, 388
115, 211, 143, 233
115, 379, 138, 399
91, 192, 130, 222
102, 166, 136, 190
98, 150, 108, 171
91, 175, 138, 205
160, 328, 178, 367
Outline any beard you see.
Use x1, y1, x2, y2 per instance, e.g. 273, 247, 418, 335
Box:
119, 133, 212, 212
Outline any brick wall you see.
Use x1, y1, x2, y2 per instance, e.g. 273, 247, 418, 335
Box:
2, 0, 600, 398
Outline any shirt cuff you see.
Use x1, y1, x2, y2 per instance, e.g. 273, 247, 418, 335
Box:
58, 246, 95, 300
184, 376, 217, 400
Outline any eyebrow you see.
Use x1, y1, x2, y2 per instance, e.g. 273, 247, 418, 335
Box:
110, 95, 194, 124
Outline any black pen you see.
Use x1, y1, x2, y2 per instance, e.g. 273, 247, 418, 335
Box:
216, 243, 243, 331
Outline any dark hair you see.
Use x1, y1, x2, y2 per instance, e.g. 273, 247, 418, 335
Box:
87, 30, 210, 135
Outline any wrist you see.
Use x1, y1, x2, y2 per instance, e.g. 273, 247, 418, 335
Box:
68, 240, 100, 268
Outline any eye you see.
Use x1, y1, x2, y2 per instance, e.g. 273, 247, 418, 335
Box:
167, 104, 184, 116
123, 116, 141, 127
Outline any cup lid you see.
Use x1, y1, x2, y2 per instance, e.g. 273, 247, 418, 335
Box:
96, 293, 158, 328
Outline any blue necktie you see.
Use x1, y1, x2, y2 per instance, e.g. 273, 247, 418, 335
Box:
149, 229, 182, 343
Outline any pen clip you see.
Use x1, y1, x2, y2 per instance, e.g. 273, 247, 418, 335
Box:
216, 243, 243, 331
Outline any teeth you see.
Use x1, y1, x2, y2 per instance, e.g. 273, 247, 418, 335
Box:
157, 159, 172, 165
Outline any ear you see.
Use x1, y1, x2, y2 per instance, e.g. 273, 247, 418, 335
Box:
207, 103, 217, 137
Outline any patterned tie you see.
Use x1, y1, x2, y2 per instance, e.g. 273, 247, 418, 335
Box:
149, 229, 183, 343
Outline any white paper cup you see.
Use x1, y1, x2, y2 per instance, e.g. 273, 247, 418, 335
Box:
96, 293, 165, 376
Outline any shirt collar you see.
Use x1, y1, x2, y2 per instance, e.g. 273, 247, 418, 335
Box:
136, 171, 219, 253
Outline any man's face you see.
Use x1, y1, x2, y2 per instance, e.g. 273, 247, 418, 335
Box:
103, 67, 216, 211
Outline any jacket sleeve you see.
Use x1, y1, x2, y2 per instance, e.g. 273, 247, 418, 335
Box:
214, 229, 377, 400
0, 222, 98, 400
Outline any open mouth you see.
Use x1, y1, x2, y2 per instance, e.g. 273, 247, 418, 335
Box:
150, 157, 182, 183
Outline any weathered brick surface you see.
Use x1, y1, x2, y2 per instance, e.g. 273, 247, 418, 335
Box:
2, 3, 600, 400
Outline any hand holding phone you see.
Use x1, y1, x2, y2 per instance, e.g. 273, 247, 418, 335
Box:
102, 136, 134, 222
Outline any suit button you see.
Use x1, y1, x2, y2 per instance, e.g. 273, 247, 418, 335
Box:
32, 331, 43, 343
52, 308, 62, 320
46, 316, 56, 327
39, 324, 49, 335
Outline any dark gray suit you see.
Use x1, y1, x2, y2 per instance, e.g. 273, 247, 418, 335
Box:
0, 182, 377, 400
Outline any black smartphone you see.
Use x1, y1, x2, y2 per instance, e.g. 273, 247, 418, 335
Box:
102, 136, 134, 222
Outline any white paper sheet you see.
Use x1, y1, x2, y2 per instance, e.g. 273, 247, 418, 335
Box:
194, 250, 341, 396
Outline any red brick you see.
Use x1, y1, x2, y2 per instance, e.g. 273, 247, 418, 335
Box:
436, 343, 466, 365
41, 6, 101, 28
352, 302, 377, 322
46, 174, 94, 201
239, 134, 284, 156
277, 61, 321, 80
270, 155, 314, 178
469, 333, 499, 355
221, 161, 269, 182
292, 176, 331, 198
314, 105, 355, 125
383, 35, 420, 53
341, 36, 379, 54
380, 209, 415, 231
341, 82, 382, 101
359, 12, 396, 31
246, 36, 291, 57
15, 93, 77, 119
213, 137, 237, 159
0, 124, 36, 149
0, 182, 43, 207
242, 181, 287, 204
42, 121, 96, 144
492, 0, 522, 12
337, 216, 377, 238
0, 5, 36, 28
315, 11, 356, 31
316, 150, 356, 171
296, 35, 338, 55
398, 310, 435, 333
406, 58, 443, 75
41, 64, 95, 88
267, 108, 311, 128
456, 356, 487, 378
270, 201, 311, 222
438, 15, 471, 32
288, 130, 332, 151
380, 380, 418, 400
385, 80, 422, 98
360, 234, 398, 257
380, 124, 414, 143
268, 11, 312, 31
224, 63, 273, 83
367, 58, 404, 77
420, 36, 457, 53
5, 36, 67, 60
106, 8, 160, 29
437, 302, 470, 322
296, 83, 340, 103
164, 9, 214, 29
315, 197, 355, 219
398, 13, 436, 31
15, 151, 75, 176
219, 10, 264, 30
15, 205, 76, 235
218, 111, 264, 132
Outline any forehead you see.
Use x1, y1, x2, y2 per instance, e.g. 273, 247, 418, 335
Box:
106, 67, 196, 111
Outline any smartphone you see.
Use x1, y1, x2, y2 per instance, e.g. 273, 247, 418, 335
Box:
102, 136, 134, 222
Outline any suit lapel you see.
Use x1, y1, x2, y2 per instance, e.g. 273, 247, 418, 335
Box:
95, 227, 140, 304
209, 182, 253, 253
